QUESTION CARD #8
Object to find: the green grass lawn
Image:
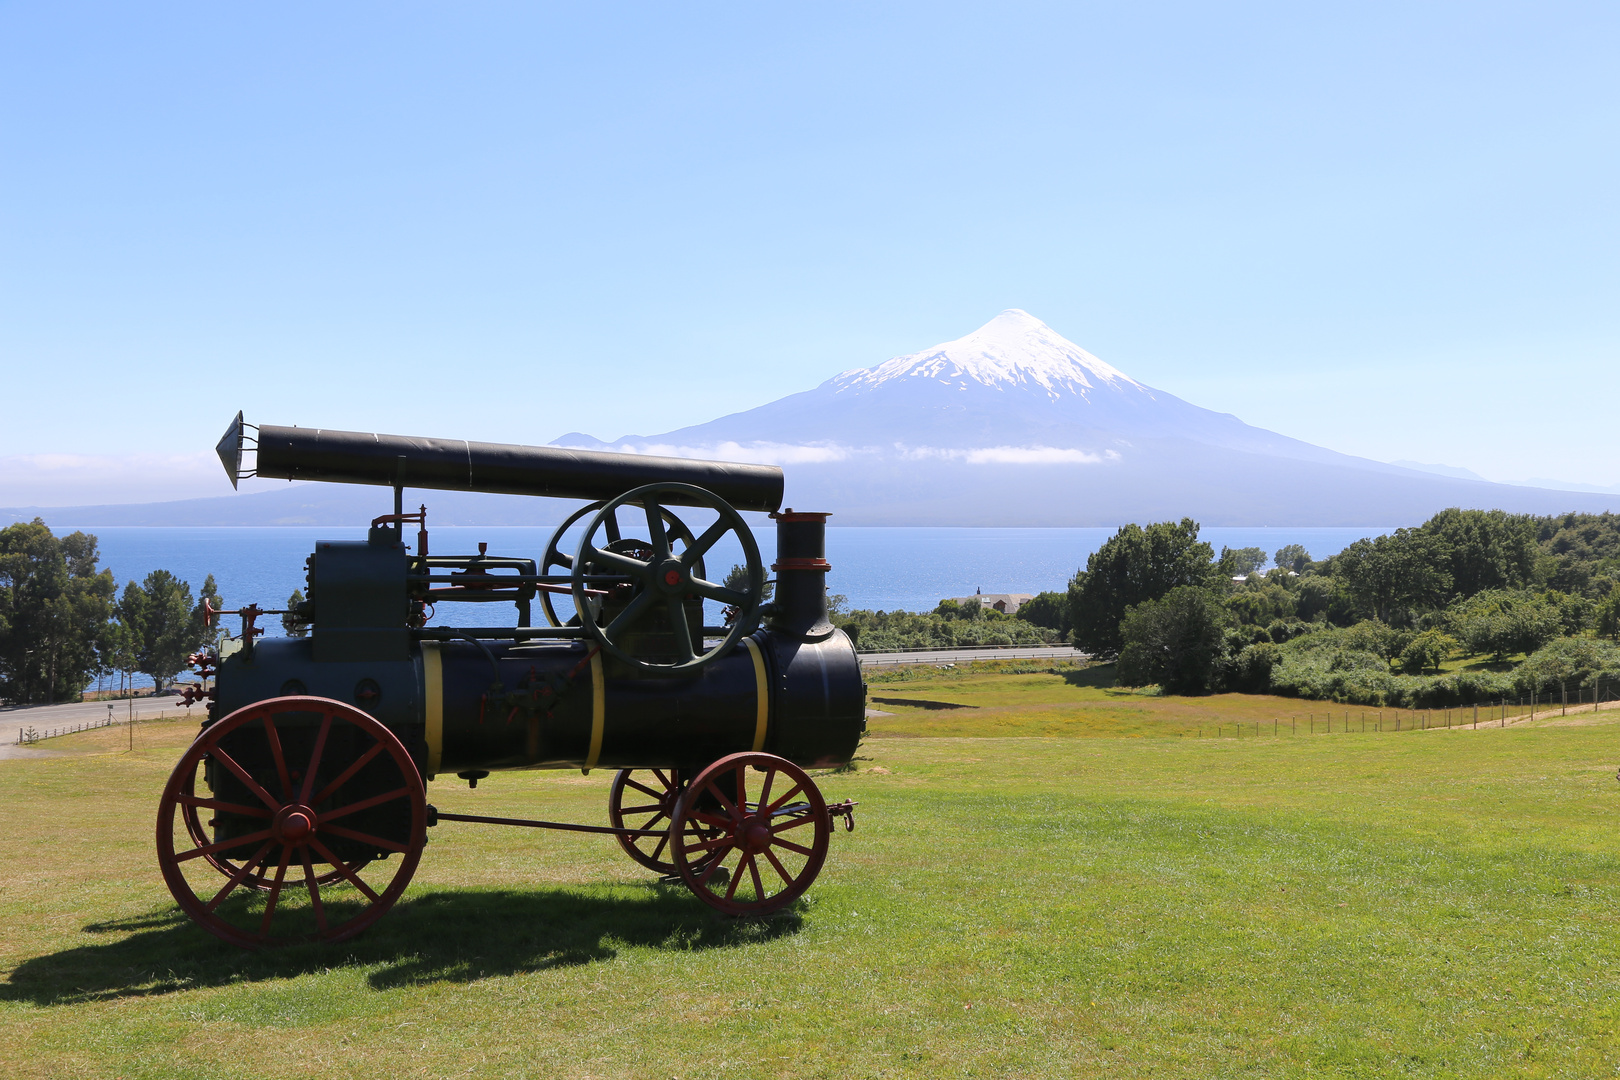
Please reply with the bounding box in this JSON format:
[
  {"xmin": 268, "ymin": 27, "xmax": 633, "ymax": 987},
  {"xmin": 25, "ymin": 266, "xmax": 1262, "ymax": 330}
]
[{"xmin": 4, "ymin": 686, "xmax": 1620, "ymax": 1078}]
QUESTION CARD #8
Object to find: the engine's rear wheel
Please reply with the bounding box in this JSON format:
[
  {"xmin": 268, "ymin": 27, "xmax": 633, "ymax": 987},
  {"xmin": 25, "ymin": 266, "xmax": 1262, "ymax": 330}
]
[{"xmin": 156, "ymin": 696, "xmax": 425, "ymax": 948}]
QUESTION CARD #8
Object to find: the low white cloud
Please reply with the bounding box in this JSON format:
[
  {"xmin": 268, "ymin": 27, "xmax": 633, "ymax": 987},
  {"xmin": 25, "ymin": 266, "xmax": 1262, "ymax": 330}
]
[
  {"xmin": 895, "ymin": 445, "xmax": 1112, "ymax": 465},
  {"xmin": 611, "ymin": 441, "xmax": 853, "ymax": 465},
  {"xmin": 0, "ymin": 452, "xmax": 245, "ymax": 507}
]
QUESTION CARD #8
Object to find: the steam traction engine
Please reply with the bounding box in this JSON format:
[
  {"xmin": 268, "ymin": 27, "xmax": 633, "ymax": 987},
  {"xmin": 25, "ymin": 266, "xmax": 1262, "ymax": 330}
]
[{"xmin": 157, "ymin": 415, "xmax": 865, "ymax": 947}]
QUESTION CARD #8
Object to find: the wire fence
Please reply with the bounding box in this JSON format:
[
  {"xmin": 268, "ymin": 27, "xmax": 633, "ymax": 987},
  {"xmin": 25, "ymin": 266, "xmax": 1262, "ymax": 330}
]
[
  {"xmin": 1195, "ymin": 677, "xmax": 1620, "ymax": 738},
  {"xmin": 16, "ymin": 717, "xmax": 120, "ymax": 745}
]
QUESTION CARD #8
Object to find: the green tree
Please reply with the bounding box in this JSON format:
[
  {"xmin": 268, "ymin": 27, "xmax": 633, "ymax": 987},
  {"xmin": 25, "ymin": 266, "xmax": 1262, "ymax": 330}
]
[
  {"xmin": 117, "ymin": 570, "xmax": 203, "ymax": 693},
  {"xmin": 1292, "ymin": 574, "xmax": 1353, "ymax": 624},
  {"xmin": 1398, "ymin": 629, "xmax": 1457, "ymax": 675},
  {"xmin": 0, "ymin": 520, "xmax": 115, "ymax": 703},
  {"xmin": 1273, "ymin": 544, "xmax": 1311, "ymax": 574},
  {"xmin": 103, "ymin": 620, "xmax": 139, "ymax": 700},
  {"xmin": 1596, "ymin": 584, "xmax": 1620, "ymax": 640},
  {"xmin": 1069, "ymin": 519, "xmax": 1217, "ymax": 657},
  {"xmin": 1115, "ymin": 586, "xmax": 1231, "ymax": 694},
  {"xmin": 1217, "ymin": 546, "xmax": 1267, "ymax": 578},
  {"xmin": 1332, "ymin": 529, "xmax": 1452, "ymax": 624},
  {"xmin": 1417, "ymin": 508, "xmax": 1540, "ymax": 597},
  {"xmin": 282, "ymin": 588, "xmax": 309, "ymax": 638},
  {"xmin": 195, "ymin": 574, "xmax": 225, "ymax": 647},
  {"xmin": 724, "ymin": 563, "xmax": 774, "ymax": 603},
  {"xmin": 1447, "ymin": 589, "xmax": 1563, "ymax": 660},
  {"xmin": 1227, "ymin": 580, "xmax": 1296, "ymax": 627},
  {"xmin": 1516, "ymin": 636, "xmax": 1620, "ymax": 696},
  {"xmin": 1014, "ymin": 590, "xmax": 1070, "ymax": 633}
]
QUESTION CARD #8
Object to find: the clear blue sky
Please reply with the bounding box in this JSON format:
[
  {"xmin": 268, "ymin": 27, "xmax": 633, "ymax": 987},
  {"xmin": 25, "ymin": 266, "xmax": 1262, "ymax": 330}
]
[{"xmin": 2, "ymin": 2, "xmax": 1616, "ymax": 505}]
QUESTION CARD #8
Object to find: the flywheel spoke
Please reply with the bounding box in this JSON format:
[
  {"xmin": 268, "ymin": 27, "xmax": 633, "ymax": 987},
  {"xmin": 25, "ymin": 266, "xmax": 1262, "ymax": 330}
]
[
  {"xmin": 667, "ymin": 599, "xmax": 696, "ymax": 662},
  {"xmin": 585, "ymin": 546, "xmax": 647, "ymax": 576},
  {"xmin": 691, "ymin": 579, "xmax": 746, "ymax": 606},
  {"xmin": 643, "ymin": 502, "xmax": 670, "ymax": 558},
  {"xmin": 683, "ymin": 518, "xmax": 733, "ymax": 565},
  {"xmin": 603, "ymin": 589, "xmax": 656, "ymax": 638}
]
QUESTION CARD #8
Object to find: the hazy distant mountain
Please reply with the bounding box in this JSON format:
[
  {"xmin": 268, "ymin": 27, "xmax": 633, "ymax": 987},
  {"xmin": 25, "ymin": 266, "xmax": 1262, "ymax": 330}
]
[
  {"xmin": 1519, "ymin": 477, "xmax": 1620, "ymax": 495},
  {"xmin": 9, "ymin": 309, "xmax": 1617, "ymax": 527},
  {"xmin": 553, "ymin": 309, "xmax": 1620, "ymax": 526},
  {"xmin": 1389, "ymin": 460, "xmax": 1491, "ymax": 483},
  {"xmin": 0, "ymin": 484, "xmax": 583, "ymax": 528}
]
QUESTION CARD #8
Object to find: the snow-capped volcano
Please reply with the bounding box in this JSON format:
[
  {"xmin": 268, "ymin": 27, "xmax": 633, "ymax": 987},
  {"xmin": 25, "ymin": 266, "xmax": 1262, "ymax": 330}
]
[
  {"xmin": 559, "ymin": 308, "xmax": 1334, "ymax": 460},
  {"xmin": 548, "ymin": 310, "xmax": 1613, "ymax": 525},
  {"xmin": 832, "ymin": 309, "xmax": 1140, "ymax": 400}
]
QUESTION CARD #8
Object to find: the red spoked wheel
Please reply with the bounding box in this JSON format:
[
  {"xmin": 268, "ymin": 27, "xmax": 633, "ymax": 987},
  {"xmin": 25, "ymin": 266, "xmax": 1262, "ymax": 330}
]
[
  {"xmin": 669, "ymin": 752, "xmax": 830, "ymax": 916},
  {"xmin": 608, "ymin": 768, "xmax": 685, "ymax": 873},
  {"xmin": 176, "ymin": 769, "xmax": 356, "ymax": 891},
  {"xmin": 156, "ymin": 696, "xmax": 426, "ymax": 948}
]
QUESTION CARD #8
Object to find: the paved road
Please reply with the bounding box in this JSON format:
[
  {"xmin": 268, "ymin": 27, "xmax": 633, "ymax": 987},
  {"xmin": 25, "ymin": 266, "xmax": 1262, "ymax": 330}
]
[
  {"xmin": 0, "ymin": 697, "xmax": 192, "ymax": 759},
  {"xmin": 858, "ymin": 645, "xmax": 1085, "ymax": 667}
]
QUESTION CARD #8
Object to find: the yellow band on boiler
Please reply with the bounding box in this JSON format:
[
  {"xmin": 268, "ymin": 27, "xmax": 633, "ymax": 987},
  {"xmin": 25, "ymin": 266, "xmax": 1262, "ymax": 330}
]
[
  {"xmin": 422, "ymin": 641, "xmax": 443, "ymax": 779},
  {"xmin": 584, "ymin": 649, "xmax": 605, "ymax": 773},
  {"xmin": 744, "ymin": 637, "xmax": 769, "ymax": 752}
]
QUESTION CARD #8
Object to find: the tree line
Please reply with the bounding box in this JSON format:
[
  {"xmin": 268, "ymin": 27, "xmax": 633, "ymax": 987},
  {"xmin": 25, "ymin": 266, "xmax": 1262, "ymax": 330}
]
[
  {"xmin": 0, "ymin": 520, "xmax": 221, "ymax": 704},
  {"xmin": 1010, "ymin": 509, "xmax": 1620, "ymax": 705}
]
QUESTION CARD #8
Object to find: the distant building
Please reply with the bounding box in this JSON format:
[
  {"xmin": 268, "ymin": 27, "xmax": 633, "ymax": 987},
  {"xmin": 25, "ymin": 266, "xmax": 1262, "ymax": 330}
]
[{"xmin": 944, "ymin": 590, "xmax": 1035, "ymax": 615}]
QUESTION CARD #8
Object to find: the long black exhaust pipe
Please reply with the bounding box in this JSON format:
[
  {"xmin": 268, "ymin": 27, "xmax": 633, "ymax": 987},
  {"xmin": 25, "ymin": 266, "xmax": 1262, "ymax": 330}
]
[{"xmin": 215, "ymin": 413, "xmax": 785, "ymax": 512}]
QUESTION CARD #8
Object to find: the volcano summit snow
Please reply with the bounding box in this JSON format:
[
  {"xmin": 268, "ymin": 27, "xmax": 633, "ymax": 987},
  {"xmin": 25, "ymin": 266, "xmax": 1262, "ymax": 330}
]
[{"xmin": 555, "ymin": 309, "xmax": 1617, "ymax": 526}]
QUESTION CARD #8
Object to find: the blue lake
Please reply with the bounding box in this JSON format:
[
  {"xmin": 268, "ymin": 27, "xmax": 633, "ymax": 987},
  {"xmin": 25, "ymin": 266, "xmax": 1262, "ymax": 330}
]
[{"xmin": 74, "ymin": 524, "xmax": 1390, "ymax": 629}]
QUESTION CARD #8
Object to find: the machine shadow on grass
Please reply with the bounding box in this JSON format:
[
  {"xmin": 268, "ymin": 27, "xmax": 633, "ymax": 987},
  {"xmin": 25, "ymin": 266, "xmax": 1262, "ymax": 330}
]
[{"xmin": 1, "ymin": 883, "xmax": 803, "ymax": 1006}]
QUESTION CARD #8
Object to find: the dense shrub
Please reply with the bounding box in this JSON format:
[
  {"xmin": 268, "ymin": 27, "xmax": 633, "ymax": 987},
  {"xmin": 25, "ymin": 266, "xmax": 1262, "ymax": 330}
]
[
  {"xmin": 835, "ymin": 608, "xmax": 1060, "ymax": 652},
  {"xmin": 1115, "ymin": 586, "xmax": 1230, "ymax": 694},
  {"xmin": 1445, "ymin": 590, "xmax": 1564, "ymax": 659}
]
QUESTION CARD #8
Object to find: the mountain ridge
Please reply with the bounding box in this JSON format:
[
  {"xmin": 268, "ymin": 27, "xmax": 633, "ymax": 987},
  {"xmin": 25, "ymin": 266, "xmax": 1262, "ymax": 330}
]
[
  {"xmin": 7, "ymin": 310, "xmax": 1616, "ymax": 526},
  {"xmin": 549, "ymin": 309, "xmax": 1618, "ymax": 525}
]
